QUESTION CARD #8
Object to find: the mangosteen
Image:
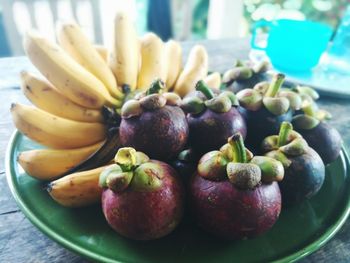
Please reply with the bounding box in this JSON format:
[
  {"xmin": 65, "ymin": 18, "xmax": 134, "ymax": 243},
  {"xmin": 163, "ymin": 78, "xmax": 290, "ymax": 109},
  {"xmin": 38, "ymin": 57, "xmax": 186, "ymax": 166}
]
[
  {"xmin": 100, "ymin": 147, "xmax": 184, "ymax": 240},
  {"xmin": 292, "ymin": 115, "xmax": 342, "ymax": 165},
  {"xmin": 261, "ymin": 122, "xmax": 325, "ymax": 206},
  {"xmin": 222, "ymin": 60, "xmax": 270, "ymax": 93},
  {"xmin": 119, "ymin": 80, "xmax": 189, "ymax": 161},
  {"xmin": 171, "ymin": 148, "xmax": 200, "ymax": 183},
  {"xmin": 189, "ymin": 133, "xmax": 283, "ymax": 240},
  {"xmin": 237, "ymin": 73, "xmax": 302, "ymax": 152},
  {"xmin": 182, "ymin": 80, "xmax": 246, "ymax": 155}
]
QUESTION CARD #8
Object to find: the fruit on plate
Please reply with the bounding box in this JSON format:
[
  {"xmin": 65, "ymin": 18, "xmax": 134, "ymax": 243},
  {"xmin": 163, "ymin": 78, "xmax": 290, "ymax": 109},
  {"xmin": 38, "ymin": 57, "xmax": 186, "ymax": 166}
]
[
  {"xmin": 223, "ymin": 60, "xmax": 270, "ymax": 93},
  {"xmin": 182, "ymin": 80, "xmax": 246, "ymax": 155},
  {"xmin": 57, "ymin": 21, "xmax": 124, "ymax": 99},
  {"xmin": 237, "ymin": 73, "xmax": 300, "ymax": 152},
  {"xmin": 20, "ymin": 71, "xmax": 103, "ymax": 123},
  {"xmin": 291, "ymin": 85, "xmax": 331, "ymax": 121},
  {"xmin": 292, "ymin": 115, "xmax": 342, "ymax": 165},
  {"xmin": 18, "ymin": 141, "xmax": 103, "ymax": 181},
  {"xmin": 48, "ymin": 164, "xmax": 113, "ymax": 207},
  {"xmin": 203, "ymin": 72, "xmax": 221, "ymax": 90},
  {"xmin": 137, "ymin": 33, "xmax": 166, "ymax": 90},
  {"xmin": 23, "ymin": 30, "xmax": 122, "ymax": 109},
  {"xmin": 109, "ymin": 11, "xmax": 140, "ymax": 92},
  {"xmin": 100, "ymin": 147, "xmax": 184, "ymax": 240},
  {"xmin": 171, "ymin": 148, "xmax": 200, "ymax": 182},
  {"xmin": 189, "ymin": 133, "xmax": 283, "ymax": 239},
  {"xmin": 174, "ymin": 45, "xmax": 208, "ymax": 97},
  {"xmin": 164, "ymin": 40, "xmax": 183, "ymax": 90},
  {"xmin": 65, "ymin": 127, "xmax": 122, "ymax": 174},
  {"xmin": 11, "ymin": 103, "xmax": 106, "ymax": 149},
  {"xmin": 262, "ymin": 122, "xmax": 325, "ymax": 206},
  {"xmin": 119, "ymin": 80, "xmax": 189, "ymax": 160}
]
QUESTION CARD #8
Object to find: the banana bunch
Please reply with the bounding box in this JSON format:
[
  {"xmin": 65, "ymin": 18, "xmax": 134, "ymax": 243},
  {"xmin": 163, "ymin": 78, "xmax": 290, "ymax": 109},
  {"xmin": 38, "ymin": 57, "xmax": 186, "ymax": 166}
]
[{"xmin": 12, "ymin": 11, "xmax": 221, "ymax": 208}]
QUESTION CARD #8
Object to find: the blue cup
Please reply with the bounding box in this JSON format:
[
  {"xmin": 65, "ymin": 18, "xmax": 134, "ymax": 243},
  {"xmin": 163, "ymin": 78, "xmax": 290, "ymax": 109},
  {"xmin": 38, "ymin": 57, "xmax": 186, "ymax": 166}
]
[{"xmin": 251, "ymin": 19, "xmax": 333, "ymax": 72}]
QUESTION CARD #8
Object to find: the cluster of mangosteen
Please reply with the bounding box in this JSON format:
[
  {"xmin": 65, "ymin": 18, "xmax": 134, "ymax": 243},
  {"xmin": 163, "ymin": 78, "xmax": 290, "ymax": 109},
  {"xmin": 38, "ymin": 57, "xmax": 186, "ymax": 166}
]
[{"xmin": 99, "ymin": 67, "xmax": 342, "ymax": 241}]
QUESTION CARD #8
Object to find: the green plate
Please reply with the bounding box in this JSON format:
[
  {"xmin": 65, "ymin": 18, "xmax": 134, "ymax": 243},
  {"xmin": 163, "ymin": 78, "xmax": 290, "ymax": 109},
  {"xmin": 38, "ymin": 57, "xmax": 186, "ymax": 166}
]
[{"xmin": 6, "ymin": 131, "xmax": 350, "ymax": 263}]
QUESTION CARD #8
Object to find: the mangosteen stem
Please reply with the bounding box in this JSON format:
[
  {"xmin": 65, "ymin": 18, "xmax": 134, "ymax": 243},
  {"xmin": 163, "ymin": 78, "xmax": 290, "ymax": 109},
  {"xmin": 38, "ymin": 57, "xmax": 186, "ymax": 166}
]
[
  {"xmin": 196, "ymin": 80, "xmax": 214, "ymax": 99},
  {"xmin": 278, "ymin": 122, "xmax": 293, "ymax": 147},
  {"xmin": 228, "ymin": 133, "xmax": 247, "ymax": 163},
  {"xmin": 265, "ymin": 73, "xmax": 285, "ymax": 97},
  {"xmin": 114, "ymin": 147, "xmax": 138, "ymax": 172},
  {"xmin": 146, "ymin": 79, "xmax": 165, "ymax": 95}
]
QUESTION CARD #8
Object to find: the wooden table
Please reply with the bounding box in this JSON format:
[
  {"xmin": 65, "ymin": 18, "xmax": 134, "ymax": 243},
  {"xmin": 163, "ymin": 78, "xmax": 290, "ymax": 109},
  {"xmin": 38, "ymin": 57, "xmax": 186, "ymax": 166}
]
[{"xmin": 1, "ymin": 39, "xmax": 350, "ymax": 262}]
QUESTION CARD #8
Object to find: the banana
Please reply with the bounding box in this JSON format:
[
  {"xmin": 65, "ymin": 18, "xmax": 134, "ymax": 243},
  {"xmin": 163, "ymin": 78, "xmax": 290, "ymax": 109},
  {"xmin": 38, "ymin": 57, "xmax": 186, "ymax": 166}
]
[
  {"xmin": 164, "ymin": 40, "xmax": 182, "ymax": 90},
  {"xmin": 109, "ymin": 11, "xmax": 140, "ymax": 91},
  {"xmin": 94, "ymin": 44, "xmax": 108, "ymax": 62},
  {"xmin": 47, "ymin": 164, "xmax": 112, "ymax": 207},
  {"xmin": 21, "ymin": 71, "xmax": 103, "ymax": 123},
  {"xmin": 66, "ymin": 128, "xmax": 121, "ymax": 175},
  {"xmin": 23, "ymin": 30, "xmax": 121, "ymax": 109},
  {"xmin": 18, "ymin": 142, "xmax": 103, "ymax": 181},
  {"xmin": 11, "ymin": 103, "xmax": 106, "ymax": 149},
  {"xmin": 174, "ymin": 45, "xmax": 208, "ymax": 97},
  {"xmin": 203, "ymin": 72, "xmax": 222, "ymax": 90},
  {"xmin": 137, "ymin": 33, "xmax": 166, "ymax": 90},
  {"xmin": 57, "ymin": 22, "xmax": 124, "ymax": 99}
]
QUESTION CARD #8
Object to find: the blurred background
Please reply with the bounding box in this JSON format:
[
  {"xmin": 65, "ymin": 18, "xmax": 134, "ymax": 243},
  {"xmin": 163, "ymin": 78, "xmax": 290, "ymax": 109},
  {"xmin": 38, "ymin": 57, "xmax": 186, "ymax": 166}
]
[{"xmin": 0, "ymin": 0, "xmax": 348, "ymax": 57}]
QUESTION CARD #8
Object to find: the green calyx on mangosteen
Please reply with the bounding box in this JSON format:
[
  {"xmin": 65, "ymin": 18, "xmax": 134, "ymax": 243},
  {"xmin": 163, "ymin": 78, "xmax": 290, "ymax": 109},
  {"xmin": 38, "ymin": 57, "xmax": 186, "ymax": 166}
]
[
  {"xmin": 119, "ymin": 79, "xmax": 189, "ymax": 161},
  {"xmin": 222, "ymin": 60, "xmax": 271, "ymax": 93},
  {"xmin": 197, "ymin": 133, "xmax": 284, "ymax": 190},
  {"xmin": 261, "ymin": 121, "xmax": 325, "ymax": 206},
  {"xmin": 99, "ymin": 147, "xmax": 162, "ymax": 192},
  {"xmin": 181, "ymin": 80, "xmax": 239, "ymax": 114},
  {"xmin": 292, "ymin": 114, "xmax": 342, "ymax": 165}
]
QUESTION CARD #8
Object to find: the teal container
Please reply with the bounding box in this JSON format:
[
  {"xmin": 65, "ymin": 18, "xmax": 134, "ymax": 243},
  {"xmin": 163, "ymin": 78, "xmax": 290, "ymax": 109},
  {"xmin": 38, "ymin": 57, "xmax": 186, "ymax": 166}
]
[{"xmin": 251, "ymin": 19, "xmax": 333, "ymax": 72}]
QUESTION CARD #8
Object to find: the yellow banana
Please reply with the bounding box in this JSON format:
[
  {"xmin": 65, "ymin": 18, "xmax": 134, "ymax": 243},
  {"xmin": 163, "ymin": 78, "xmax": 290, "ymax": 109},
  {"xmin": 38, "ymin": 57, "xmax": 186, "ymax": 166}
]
[
  {"xmin": 23, "ymin": 30, "xmax": 121, "ymax": 109},
  {"xmin": 109, "ymin": 11, "xmax": 140, "ymax": 91},
  {"xmin": 18, "ymin": 142, "xmax": 103, "ymax": 181},
  {"xmin": 94, "ymin": 44, "xmax": 108, "ymax": 62},
  {"xmin": 203, "ymin": 72, "xmax": 222, "ymax": 90},
  {"xmin": 137, "ymin": 33, "xmax": 166, "ymax": 90},
  {"xmin": 57, "ymin": 22, "xmax": 124, "ymax": 99},
  {"xmin": 48, "ymin": 164, "xmax": 112, "ymax": 207},
  {"xmin": 11, "ymin": 103, "xmax": 106, "ymax": 149},
  {"xmin": 164, "ymin": 40, "xmax": 182, "ymax": 90},
  {"xmin": 174, "ymin": 45, "xmax": 208, "ymax": 97},
  {"xmin": 21, "ymin": 71, "xmax": 103, "ymax": 123}
]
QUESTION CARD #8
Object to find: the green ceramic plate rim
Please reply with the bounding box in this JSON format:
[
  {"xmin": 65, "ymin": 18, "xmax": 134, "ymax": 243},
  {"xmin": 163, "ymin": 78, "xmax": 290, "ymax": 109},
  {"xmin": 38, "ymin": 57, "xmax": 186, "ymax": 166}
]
[{"xmin": 5, "ymin": 130, "xmax": 350, "ymax": 263}]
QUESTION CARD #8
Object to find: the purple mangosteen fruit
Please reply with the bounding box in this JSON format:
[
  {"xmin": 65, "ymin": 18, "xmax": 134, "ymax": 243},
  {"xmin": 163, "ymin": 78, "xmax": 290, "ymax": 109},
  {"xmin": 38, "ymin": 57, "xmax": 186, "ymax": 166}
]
[
  {"xmin": 100, "ymin": 147, "xmax": 184, "ymax": 240},
  {"xmin": 223, "ymin": 60, "xmax": 271, "ymax": 93},
  {"xmin": 261, "ymin": 122, "xmax": 325, "ymax": 206},
  {"xmin": 190, "ymin": 133, "xmax": 283, "ymax": 240},
  {"xmin": 171, "ymin": 148, "xmax": 200, "ymax": 183},
  {"xmin": 119, "ymin": 80, "xmax": 189, "ymax": 161},
  {"xmin": 237, "ymin": 73, "xmax": 302, "ymax": 152},
  {"xmin": 292, "ymin": 115, "xmax": 342, "ymax": 165},
  {"xmin": 182, "ymin": 80, "xmax": 246, "ymax": 155}
]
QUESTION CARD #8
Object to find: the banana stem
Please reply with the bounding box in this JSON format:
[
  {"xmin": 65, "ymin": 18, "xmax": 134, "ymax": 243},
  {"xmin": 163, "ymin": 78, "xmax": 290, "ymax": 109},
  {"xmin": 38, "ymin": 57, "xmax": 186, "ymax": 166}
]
[
  {"xmin": 146, "ymin": 79, "xmax": 164, "ymax": 95},
  {"xmin": 196, "ymin": 80, "xmax": 214, "ymax": 99},
  {"xmin": 265, "ymin": 73, "xmax": 285, "ymax": 97},
  {"xmin": 278, "ymin": 122, "xmax": 293, "ymax": 147},
  {"xmin": 228, "ymin": 133, "xmax": 247, "ymax": 163}
]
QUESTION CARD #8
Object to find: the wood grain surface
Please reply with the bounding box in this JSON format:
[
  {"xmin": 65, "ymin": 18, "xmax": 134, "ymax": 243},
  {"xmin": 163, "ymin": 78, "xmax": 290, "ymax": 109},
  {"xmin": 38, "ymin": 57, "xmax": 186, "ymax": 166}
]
[{"xmin": 1, "ymin": 39, "xmax": 350, "ymax": 262}]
